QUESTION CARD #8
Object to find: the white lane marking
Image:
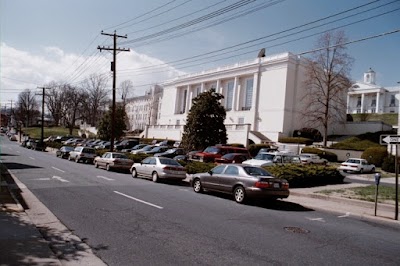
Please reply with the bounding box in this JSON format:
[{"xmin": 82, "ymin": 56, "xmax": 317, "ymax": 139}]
[
  {"xmin": 34, "ymin": 178, "xmax": 51, "ymax": 181},
  {"xmin": 52, "ymin": 176, "xmax": 69, "ymax": 183},
  {"xmin": 114, "ymin": 191, "xmax": 163, "ymax": 209},
  {"xmin": 29, "ymin": 157, "xmax": 35, "ymax": 160},
  {"xmin": 338, "ymin": 212, "xmax": 351, "ymax": 218},
  {"xmin": 306, "ymin": 217, "xmax": 326, "ymax": 223},
  {"xmin": 97, "ymin": 175, "xmax": 114, "ymax": 181},
  {"xmin": 52, "ymin": 167, "xmax": 65, "ymax": 173}
]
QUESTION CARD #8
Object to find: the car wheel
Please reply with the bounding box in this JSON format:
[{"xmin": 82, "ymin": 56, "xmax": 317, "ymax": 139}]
[
  {"xmin": 234, "ymin": 186, "xmax": 246, "ymax": 204},
  {"xmin": 131, "ymin": 168, "xmax": 137, "ymax": 178},
  {"xmin": 106, "ymin": 164, "xmax": 111, "ymax": 171},
  {"xmin": 68, "ymin": 156, "xmax": 72, "ymax": 161},
  {"xmin": 75, "ymin": 157, "xmax": 80, "ymax": 163},
  {"xmin": 152, "ymin": 172, "xmax": 159, "ymax": 183},
  {"xmin": 94, "ymin": 162, "xmax": 99, "ymax": 168},
  {"xmin": 193, "ymin": 179, "xmax": 203, "ymax": 193},
  {"xmin": 371, "ymin": 167, "xmax": 375, "ymax": 173},
  {"xmin": 359, "ymin": 169, "xmax": 363, "ymax": 174}
]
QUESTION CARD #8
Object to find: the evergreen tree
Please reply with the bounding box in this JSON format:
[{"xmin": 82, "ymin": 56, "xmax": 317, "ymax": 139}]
[
  {"xmin": 181, "ymin": 89, "xmax": 227, "ymax": 151},
  {"xmin": 97, "ymin": 104, "xmax": 127, "ymax": 140}
]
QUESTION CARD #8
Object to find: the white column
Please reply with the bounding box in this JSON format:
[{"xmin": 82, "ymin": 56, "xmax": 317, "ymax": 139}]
[
  {"xmin": 376, "ymin": 92, "xmax": 380, "ymax": 113},
  {"xmin": 185, "ymin": 85, "xmax": 191, "ymax": 114},
  {"xmin": 201, "ymin": 82, "xmax": 205, "ymax": 94},
  {"xmin": 216, "ymin": 80, "xmax": 221, "ymax": 93},
  {"xmin": 361, "ymin": 93, "xmax": 365, "ymax": 113},
  {"xmin": 346, "ymin": 94, "xmax": 350, "ymax": 113},
  {"xmin": 233, "ymin": 76, "xmax": 238, "ymax": 111}
]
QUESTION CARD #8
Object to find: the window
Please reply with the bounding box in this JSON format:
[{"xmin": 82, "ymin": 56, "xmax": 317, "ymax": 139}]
[
  {"xmin": 390, "ymin": 95, "xmax": 396, "ymax": 107},
  {"xmin": 224, "ymin": 166, "xmax": 239, "ymax": 175},
  {"xmin": 182, "ymin": 90, "xmax": 187, "ymax": 113},
  {"xmin": 211, "ymin": 165, "xmax": 226, "ymax": 174},
  {"xmin": 371, "ymin": 98, "xmax": 376, "ymax": 107},
  {"xmin": 244, "ymin": 78, "xmax": 253, "ymax": 110},
  {"xmin": 196, "ymin": 86, "xmax": 201, "ymax": 96},
  {"xmin": 225, "ymin": 81, "xmax": 234, "ymax": 111},
  {"xmin": 356, "ymin": 96, "xmax": 361, "ymax": 107}
]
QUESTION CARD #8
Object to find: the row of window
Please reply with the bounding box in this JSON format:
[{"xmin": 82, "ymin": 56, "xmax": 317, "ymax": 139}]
[{"xmin": 355, "ymin": 95, "xmax": 396, "ymax": 107}]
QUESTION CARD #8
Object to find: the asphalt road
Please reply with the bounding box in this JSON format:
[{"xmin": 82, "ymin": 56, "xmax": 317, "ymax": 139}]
[{"xmin": 1, "ymin": 137, "xmax": 400, "ymax": 265}]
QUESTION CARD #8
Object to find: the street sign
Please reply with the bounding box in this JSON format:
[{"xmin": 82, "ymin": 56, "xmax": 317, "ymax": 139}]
[{"xmin": 380, "ymin": 135, "xmax": 400, "ymax": 145}]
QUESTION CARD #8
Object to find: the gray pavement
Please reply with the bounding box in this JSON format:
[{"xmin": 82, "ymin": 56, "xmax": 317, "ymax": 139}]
[{"xmin": 1, "ymin": 160, "xmax": 399, "ymax": 265}]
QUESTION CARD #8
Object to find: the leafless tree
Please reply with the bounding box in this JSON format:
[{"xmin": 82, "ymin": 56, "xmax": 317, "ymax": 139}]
[
  {"xmin": 60, "ymin": 84, "xmax": 85, "ymax": 135},
  {"xmin": 16, "ymin": 89, "xmax": 39, "ymax": 127},
  {"xmin": 45, "ymin": 81, "xmax": 64, "ymax": 126},
  {"xmin": 82, "ymin": 74, "xmax": 109, "ymax": 126},
  {"xmin": 301, "ymin": 30, "xmax": 353, "ymax": 146},
  {"xmin": 119, "ymin": 80, "xmax": 134, "ymax": 107}
]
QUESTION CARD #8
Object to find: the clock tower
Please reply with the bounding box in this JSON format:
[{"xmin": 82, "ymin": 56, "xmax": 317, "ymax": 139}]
[{"xmin": 363, "ymin": 67, "xmax": 376, "ymax": 85}]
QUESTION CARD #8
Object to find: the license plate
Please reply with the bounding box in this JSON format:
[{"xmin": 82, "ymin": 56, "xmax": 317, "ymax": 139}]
[{"xmin": 273, "ymin": 183, "xmax": 280, "ymax": 188}]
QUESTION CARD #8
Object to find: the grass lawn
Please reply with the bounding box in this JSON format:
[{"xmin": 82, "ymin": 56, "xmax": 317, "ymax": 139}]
[
  {"xmin": 317, "ymin": 185, "xmax": 396, "ymax": 204},
  {"xmin": 22, "ymin": 126, "xmax": 79, "ymax": 139}
]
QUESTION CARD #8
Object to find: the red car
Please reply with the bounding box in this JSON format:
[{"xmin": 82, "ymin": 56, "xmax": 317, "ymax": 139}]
[
  {"xmin": 191, "ymin": 145, "xmax": 250, "ymax": 163},
  {"xmin": 215, "ymin": 153, "xmax": 251, "ymax": 164}
]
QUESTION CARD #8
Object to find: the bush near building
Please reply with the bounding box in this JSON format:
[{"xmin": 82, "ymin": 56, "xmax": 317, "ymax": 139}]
[
  {"xmin": 278, "ymin": 137, "xmax": 313, "ymax": 145},
  {"xmin": 185, "ymin": 161, "xmax": 216, "ymax": 175},
  {"xmin": 330, "ymin": 130, "xmax": 395, "ymax": 151},
  {"xmin": 382, "ymin": 155, "xmax": 396, "ymax": 173},
  {"xmin": 265, "ymin": 164, "xmax": 343, "ymax": 188},
  {"xmin": 361, "ymin": 147, "xmax": 388, "ymax": 167}
]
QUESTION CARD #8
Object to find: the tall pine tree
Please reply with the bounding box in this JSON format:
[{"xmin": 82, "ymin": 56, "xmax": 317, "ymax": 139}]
[
  {"xmin": 97, "ymin": 104, "xmax": 127, "ymax": 141},
  {"xmin": 181, "ymin": 89, "xmax": 227, "ymax": 151}
]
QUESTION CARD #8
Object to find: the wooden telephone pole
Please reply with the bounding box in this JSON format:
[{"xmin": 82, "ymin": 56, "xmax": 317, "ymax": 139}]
[{"xmin": 98, "ymin": 31, "xmax": 130, "ymax": 152}]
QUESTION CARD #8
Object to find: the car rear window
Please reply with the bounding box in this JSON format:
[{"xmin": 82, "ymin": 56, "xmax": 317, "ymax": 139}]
[
  {"xmin": 83, "ymin": 148, "xmax": 95, "ymax": 154},
  {"xmin": 243, "ymin": 166, "xmax": 271, "ymax": 176},
  {"xmin": 159, "ymin": 158, "xmax": 181, "ymax": 166}
]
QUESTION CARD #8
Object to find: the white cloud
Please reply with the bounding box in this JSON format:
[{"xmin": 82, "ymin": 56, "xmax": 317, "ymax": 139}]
[{"xmin": 0, "ymin": 43, "xmax": 185, "ymax": 103}]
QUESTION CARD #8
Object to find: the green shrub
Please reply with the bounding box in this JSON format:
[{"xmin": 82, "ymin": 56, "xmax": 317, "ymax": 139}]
[
  {"xmin": 361, "ymin": 147, "xmax": 388, "ymax": 167},
  {"xmin": 330, "ymin": 137, "xmax": 380, "ymax": 151},
  {"xmin": 382, "ymin": 155, "xmax": 396, "ymax": 173},
  {"xmin": 45, "ymin": 141, "xmax": 63, "ymax": 149},
  {"xmin": 278, "ymin": 137, "xmax": 313, "ymax": 145},
  {"xmin": 228, "ymin": 143, "xmax": 245, "ymax": 148},
  {"xmin": 95, "ymin": 149, "xmax": 108, "ymax": 157},
  {"xmin": 127, "ymin": 153, "xmax": 151, "ymax": 163},
  {"xmin": 248, "ymin": 144, "xmax": 270, "ymax": 157},
  {"xmin": 301, "ymin": 147, "xmax": 338, "ymax": 162},
  {"xmin": 264, "ymin": 164, "xmax": 343, "ymax": 188},
  {"xmin": 185, "ymin": 161, "xmax": 216, "ymax": 175}
]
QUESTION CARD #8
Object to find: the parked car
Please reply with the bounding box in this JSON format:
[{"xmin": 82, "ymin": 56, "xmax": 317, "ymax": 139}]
[
  {"xmin": 154, "ymin": 148, "xmax": 185, "ymax": 158},
  {"xmin": 9, "ymin": 134, "xmax": 17, "ymax": 141},
  {"xmin": 31, "ymin": 140, "xmax": 47, "ymax": 151},
  {"xmin": 115, "ymin": 139, "xmax": 139, "ymax": 151},
  {"xmin": 122, "ymin": 144, "xmax": 148, "ymax": 153},
  {"xmin": 191, "ymin": 164, "xmax": 290, "ymax": 203},
  {"xmin": 191, "ymin": 145, "xmax": 250, "ymax": 163},
  {"xmin": 215, "ymin": 153, "xmax": 251, "ymax": 164},
  {"xmin": 242, "ymin": 152, "xmax": 277, "ymax": 167},
  {"xmin": 130, "ymin": 145, "xmax": 155, "ymax": 154},
  {"xmin": 68, "ymin": 147, "xmax": 96, "ymax": 163},
  {"xmin": 338, "ymin": 158, "xmax": 375, "ymax": 174},
  {"xmin": 299, "ymin": 153, "xmax": 328, "ymax": 164},
  {"xmin": 272, "ymin": 154, "xmax": 301, "ymax": 165},
  {"xmin": 130, "ymin": 157, "xmax": 187, "ymax": 182},
  {"xmin": 56, "ymin": 146, "xmax": 75, "ymax": 159},
  {"xmin": 94, "ymin": 152, "xmax": 133, "ymax": 171},
  {"xmin": 142, "ymin": 146, "xmax": 170, "ymax": 155}
]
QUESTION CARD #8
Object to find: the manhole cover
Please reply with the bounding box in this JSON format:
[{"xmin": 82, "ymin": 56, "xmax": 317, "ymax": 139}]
[{"xmin": 284, "ymin": 227, "xmax": 310, "ymax": 234}]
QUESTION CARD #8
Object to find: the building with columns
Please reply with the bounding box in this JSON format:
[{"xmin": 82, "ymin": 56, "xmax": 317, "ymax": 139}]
[
  {"xmin": 144, "ymin": 52, "xmax": 318, "ymax": 145},
  {"xmin": 347, "ymin": 68, "xmax": 400, "ymax": 114},
  {"xmin": 125, "ymin": 85, "xmax": 163, "ymax": 132}
]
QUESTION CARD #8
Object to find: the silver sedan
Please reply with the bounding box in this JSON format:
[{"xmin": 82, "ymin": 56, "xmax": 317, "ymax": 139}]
[{"xmin": 130, "ymin": 156, "xmax": 187, "ymax": 182}]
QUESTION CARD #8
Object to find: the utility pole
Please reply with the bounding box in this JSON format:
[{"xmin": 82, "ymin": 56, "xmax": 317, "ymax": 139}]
[
  {"xmin": 37, "ymin": 87, "xmax": 50, "ymax": 149},
  {"xmin": 98, "ymin": 30, "xmax": 130, "ymax": 152}
]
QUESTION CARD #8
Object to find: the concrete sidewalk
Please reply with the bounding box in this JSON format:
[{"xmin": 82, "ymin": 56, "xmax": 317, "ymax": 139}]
[{"xmin": 1, "ymin": 170, "xmax": 399, "ymax": 265}]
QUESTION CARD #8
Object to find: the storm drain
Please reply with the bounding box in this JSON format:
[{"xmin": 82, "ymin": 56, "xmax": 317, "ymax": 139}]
[{"xmin": 284, "ymin": 227, "xmax": 310, "ymax": 234}]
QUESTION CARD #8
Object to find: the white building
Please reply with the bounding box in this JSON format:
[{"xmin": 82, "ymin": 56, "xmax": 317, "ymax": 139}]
[
  {"xmin": 145, "ymin": 52, "xmax": 315, "ymax": 145},
  {"xmin": 125, "ymin": 85, "xmax": 163, "ymax": 132},
  {"xmin": 347, "ymin": 68, "xmax": 400, "ymax": 114}
]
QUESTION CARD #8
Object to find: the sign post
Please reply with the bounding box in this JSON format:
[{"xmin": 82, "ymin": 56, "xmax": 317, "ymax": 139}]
[{"xmin": 380, "ymin": 135, "xmax": 399, "ymax": 220}]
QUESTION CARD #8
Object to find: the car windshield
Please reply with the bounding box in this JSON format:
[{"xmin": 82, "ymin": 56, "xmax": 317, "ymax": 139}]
[
  {"xmin": 159, "ymin": 158, "xmax": 181, "ymax": 166},
  {"xmin": 142, "ymin": 146, "xmax": 154, "ymax": 151},
  {"xmin": 254, "ymin": 153, "xmax": 275, "ymax": 161},
  {"xmin": 165, "ymin": 149, "xmax": 176, "ymax": 154},
  {"xmin": 203, "ymin": 147, "xmax": 220, "ymax": 154},
  {"xmin": 243, "ymin": 166, "xmax": 271, "ymax": 176},
  {"xmin": 347, "ymin": 159, "xmax": 361, "ymax": 164},
  {"xmin": 64, "ymin": 146, "xmax": 74, "ymax": 151}
]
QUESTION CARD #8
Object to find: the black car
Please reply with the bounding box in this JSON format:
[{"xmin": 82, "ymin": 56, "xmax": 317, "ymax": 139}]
[
  {"xmin": 115, "ymin": 139, "xmax": 139, "ymax": 151},
  {"xmin": 154, "ymin": 148, "xmax": 186, "ymax": 158},
  {"xmin": 143, "ymin": 146, "xmax": 170, "ymax": 155},
  {"xmin": 56, "ymin": 146, "xmax": 75, "ymax": 159}
]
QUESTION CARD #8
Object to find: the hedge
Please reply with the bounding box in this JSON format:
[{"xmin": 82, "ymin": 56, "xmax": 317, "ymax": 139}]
[
  {"xmin": 361, "ymin": 146, "xmax": 388, "ymax": 167},
  {"xmin": 382, "ymin": 155, "xmax": 396, "ymax": 173},
  {"xmin": 264, "ymin": 164, "xmax": 344, "ymax": 188},
  {"xmin": 330, "ymin": 137, "xmax": 381, "ymax": 151},
  {"xmin": 278, "ymin": 137, "xmax": 313, "ymax": 145},
  {"xmin": 185, "ymin": 161, "xmax": 216, "ymax": 175}
]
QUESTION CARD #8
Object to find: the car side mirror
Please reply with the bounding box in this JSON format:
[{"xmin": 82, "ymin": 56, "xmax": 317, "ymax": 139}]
[{"xmin": 208, "ymin": 171, "xmax": 213, "ymax": 175}]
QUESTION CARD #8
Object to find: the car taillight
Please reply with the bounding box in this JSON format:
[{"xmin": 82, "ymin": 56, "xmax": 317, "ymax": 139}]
[
  {"xmin": 282, "ymin": 182, "xmax": 289, "ymax": 189},
  {"xmin": 255, "ymin": 181, "xmax": 272, "ymax": 188}
]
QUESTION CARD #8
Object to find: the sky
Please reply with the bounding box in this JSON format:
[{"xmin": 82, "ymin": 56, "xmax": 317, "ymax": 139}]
[{"xmin": 1, "ymin": 0, "xmax": 399, "ymax": 107}]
